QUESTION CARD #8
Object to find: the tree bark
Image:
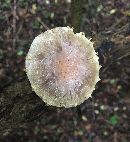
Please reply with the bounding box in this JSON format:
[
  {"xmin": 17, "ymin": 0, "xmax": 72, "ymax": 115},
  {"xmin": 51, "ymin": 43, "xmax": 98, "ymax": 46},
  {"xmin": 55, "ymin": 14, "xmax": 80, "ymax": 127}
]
[
  {"xmin": 71, "ymin": 0, "xmax": 84, "ymax": 33},
  {"xmin": 0, "ymin": 78, "xmax": 55, "ymax": 138}
]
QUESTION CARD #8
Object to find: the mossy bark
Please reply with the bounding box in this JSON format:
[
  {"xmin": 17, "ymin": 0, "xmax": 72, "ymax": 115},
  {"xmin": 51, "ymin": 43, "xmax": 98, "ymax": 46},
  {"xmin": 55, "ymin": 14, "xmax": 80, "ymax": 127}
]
[{"xmin": 71, "ymin": 0, "xmax": 84, "ymax": 33}]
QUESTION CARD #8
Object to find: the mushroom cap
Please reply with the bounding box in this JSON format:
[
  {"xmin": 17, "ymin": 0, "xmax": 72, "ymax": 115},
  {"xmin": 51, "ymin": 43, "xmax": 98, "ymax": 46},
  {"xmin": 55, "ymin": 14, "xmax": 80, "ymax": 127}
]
[{"xmin": 25, "ymin": 27, "xmax": 100, "ymax": 108}]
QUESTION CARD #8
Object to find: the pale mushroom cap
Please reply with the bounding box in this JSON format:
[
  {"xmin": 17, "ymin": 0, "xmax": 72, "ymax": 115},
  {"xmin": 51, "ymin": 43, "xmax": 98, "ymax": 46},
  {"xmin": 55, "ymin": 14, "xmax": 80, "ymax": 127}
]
[{"xmin": 25, "ymin": 27, "xmax": 100, "ymax": 108}]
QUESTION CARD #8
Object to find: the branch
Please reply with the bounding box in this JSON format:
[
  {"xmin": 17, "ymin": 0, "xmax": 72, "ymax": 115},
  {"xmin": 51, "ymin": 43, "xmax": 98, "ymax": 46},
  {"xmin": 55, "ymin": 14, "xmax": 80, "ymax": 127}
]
[
  {"xmin": 0, "ymin": 78, "xmax": 55, "ymax": 138},
  {"xmin": 71, "ymin": 0, "xmax": 84, "ymax": 32}
]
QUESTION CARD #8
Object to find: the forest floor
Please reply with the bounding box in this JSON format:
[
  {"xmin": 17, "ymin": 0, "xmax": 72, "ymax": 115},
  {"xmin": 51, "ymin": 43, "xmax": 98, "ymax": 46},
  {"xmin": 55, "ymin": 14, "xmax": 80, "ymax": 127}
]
[{"xmin": 0, "ymin": 0, "xmax": 130, "ymax": 142}]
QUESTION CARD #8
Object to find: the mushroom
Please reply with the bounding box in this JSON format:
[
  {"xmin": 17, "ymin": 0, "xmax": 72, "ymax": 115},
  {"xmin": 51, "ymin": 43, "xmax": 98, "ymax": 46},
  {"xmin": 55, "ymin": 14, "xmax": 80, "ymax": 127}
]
[{"xmin": 25, "ymin": 27, "xmax": 100, "ymax": 108}]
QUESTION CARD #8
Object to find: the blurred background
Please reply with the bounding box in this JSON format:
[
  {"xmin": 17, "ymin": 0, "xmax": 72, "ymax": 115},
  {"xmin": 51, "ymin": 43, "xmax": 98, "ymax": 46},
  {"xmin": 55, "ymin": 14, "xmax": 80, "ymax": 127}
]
[{"xmin": 0, "ymin": 0, "xmax": 130, "ymax": 142}]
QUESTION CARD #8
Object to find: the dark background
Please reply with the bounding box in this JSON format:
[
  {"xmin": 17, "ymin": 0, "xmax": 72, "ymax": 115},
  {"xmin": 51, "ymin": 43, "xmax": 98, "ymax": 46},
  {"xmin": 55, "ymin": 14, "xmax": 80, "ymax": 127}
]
[{"xmin": 0, "ymin": 0, "xmax": 130, "ymax": 142}]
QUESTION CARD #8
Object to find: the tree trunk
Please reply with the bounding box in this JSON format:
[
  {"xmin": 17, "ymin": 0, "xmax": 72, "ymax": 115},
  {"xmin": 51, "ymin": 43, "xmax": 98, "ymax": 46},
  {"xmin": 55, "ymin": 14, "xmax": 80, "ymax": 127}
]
[{"xmin": 71, "ymin": 0, "xmax": 84, "ymax": 33}]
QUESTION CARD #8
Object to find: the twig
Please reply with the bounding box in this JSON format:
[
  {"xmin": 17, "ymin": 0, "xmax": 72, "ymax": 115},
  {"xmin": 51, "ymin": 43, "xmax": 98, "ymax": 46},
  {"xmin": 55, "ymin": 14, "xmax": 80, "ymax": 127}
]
[
  {"xmin": 37, "ymin": 17, "xmax": 50, "ymax": 30},
  {"xmin": 113, "ymin": 132, "xmax": 118, "ymax": 142},
  {"xmin": 12, "ymin": 0, "xmax": 17, "ymax": 51},
  {"xmin": 0, "ymin": 39, "xmax": 32, "ymax": 43},
  {"xmin": 107, "ymin": 16, "xmax": 126, "ymax": 32},
  {"xmin": 92, "ymin": 97, "xmax": 95, "ymax": 121}
]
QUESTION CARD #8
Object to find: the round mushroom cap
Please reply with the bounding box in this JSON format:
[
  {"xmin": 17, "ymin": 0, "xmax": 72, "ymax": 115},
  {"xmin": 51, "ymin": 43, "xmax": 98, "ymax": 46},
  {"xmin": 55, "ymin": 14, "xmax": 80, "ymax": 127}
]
[{"xmin": 25, "ymin": 27, "xmax": 100, "ymax": 108}]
